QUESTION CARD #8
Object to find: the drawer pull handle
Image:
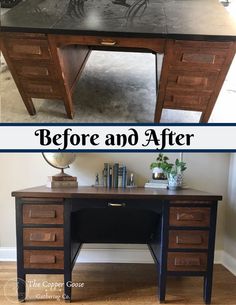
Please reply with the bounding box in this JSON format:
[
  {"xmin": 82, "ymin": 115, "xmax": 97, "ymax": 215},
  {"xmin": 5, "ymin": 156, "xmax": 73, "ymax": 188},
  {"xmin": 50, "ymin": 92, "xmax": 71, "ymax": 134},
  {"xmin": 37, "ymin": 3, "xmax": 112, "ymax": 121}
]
[
  {"xmin": 177, "ymin": 212, "xmax": 203, "ymax": 221},
  {"xmin": 29, "ymin": 232, "xmax": 56, "ymax": 242},
  {"xmin": 13, "ymin": 45, "xmax": 42, "ymax": 55},
  {"xmin": 174, "ymin": 257, "xmax": 201, "ymax": 266},
  {"xmin": 176, "ymin": 235, "xmax": 202, "ymax": 245},
  {"xmin": 100, "ymin": 40, "xmax": 117, "ymax": 46},
  {"xmin": 29, "ymin": 209, "xmax": 56, "ymax": 219},
  {"xmin": 108, "ymin": 203, "xmax": 126, "ymax": 207},
  {"xmin": 29, "ymin": 255, "xmax": 56, "ymax": 264}
]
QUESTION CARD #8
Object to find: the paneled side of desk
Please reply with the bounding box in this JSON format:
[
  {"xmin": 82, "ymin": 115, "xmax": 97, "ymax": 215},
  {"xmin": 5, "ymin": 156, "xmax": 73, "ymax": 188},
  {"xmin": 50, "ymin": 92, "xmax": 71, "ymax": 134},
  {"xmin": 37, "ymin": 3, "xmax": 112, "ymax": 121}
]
[{"xmin": 155, "ymin": 40, "xmax": 236, "ymax": 122}]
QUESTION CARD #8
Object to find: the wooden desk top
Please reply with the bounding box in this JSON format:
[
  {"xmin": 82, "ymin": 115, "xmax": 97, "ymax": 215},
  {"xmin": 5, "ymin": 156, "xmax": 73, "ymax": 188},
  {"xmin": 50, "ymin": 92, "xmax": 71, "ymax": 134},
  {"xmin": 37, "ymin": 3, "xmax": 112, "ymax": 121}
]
[
  {"xmin": 12, "ymin": 185, "xmax": 222, "ymax": 201},
  {"xmin": 1, "ymin": 0, "xmax": 236, "ymax": 41}
]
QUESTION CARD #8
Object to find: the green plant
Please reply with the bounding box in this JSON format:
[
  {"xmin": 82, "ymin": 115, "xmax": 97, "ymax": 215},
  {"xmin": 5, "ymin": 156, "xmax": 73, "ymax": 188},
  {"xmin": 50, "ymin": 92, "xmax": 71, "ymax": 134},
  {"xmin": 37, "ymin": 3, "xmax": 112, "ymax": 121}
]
[
  {"xmin": 150, "ymin": 153, "xmax": 169, "ymax": 170},
  {"xmin": 161, "ymin": 158, "xmax": 187, "ymax": 177}
]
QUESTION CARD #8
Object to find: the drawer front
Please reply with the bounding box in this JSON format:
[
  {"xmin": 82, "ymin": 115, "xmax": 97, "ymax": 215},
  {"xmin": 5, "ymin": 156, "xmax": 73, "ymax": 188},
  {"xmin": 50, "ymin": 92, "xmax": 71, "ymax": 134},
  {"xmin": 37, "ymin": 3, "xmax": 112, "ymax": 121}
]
[
  {"xmin": 23, "ymin": 205, "xmax": 64, "ymax": 225},
  {"xmin": 164, "ymin": 89, "xmax": 210, "ymax": 111},
  {"xmin": 169, "ymin": 207, "xmax": 210, "ymax": 227},
  {"xmin": 23, "ymin": 228, "xmax": 64, "ymax": 247},
  {"xmin": 24, "ymin": 250, "xmax": 64, "ymax": 269},
  {"xmin": 6, "ymin": 38, "xmax": 51, "ymax": 60},
  {"xmin": 168, "ymin": 252, "xmax": 207, "ymax": 272},
  {"xmin": 14, "ymin": 61, "xmax": 57, "ymax": 80},
  {"xmin": 169, "ymin": 230, "xmax": 209, "ymax": 249},
  {"xmin": 21, "ymin": 80, "xmax": 62, "ymax": 98},
  {"xmin": 171, "ymin": 40, "xmax": 233, "ymax": 71},
  {"xmin": 167, "ymin": 70, "xmax": 218, "ymax": 91}
]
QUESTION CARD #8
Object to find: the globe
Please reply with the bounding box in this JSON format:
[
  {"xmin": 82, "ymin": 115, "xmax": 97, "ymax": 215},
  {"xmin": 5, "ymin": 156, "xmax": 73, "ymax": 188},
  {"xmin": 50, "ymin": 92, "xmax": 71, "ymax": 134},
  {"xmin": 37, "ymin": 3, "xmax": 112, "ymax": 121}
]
[{"xmin": 42, "ymin": 153, "xmax": 77, "ymax": 170}]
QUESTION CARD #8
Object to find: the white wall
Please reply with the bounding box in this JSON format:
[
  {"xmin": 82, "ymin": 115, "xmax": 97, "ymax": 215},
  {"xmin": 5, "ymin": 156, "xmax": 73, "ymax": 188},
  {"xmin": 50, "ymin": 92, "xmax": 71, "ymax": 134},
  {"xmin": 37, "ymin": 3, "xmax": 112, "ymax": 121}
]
[
  {"xmin": 224, "ymin": 153, "xmax": 236, "ymax": 270},
  {"xmin": 0, "ymin": 153, "xmax": 230, "ymax": 249}
]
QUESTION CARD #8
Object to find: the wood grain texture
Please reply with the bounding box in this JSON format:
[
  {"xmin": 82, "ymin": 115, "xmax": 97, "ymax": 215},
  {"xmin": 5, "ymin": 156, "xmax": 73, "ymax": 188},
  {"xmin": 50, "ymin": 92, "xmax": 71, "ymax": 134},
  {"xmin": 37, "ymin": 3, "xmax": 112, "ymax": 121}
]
[
  {"xmin": 23, "ymin": 204, "xmax": 64, "ymax": 225},
  {"xmin": 168, "ymin": 230, "xmax": 209, "ymax": 249},
  {"xmin": 12, "ymin": 186, "xmax": 222, "ymax": 201},
  {"xmin": 23, "ymin": 228, "xmax": 64, "ymax": 247},
  {"xmin": 24, "ymin": 250, "xmax": 64, "ymax": 269},
  {"xmin": 1, "ymin": 262, "xmax": 236, "ymax": 304},
  {"xmin": 169, "ymin": 207, "xmax": 211, "ymax": 227}
]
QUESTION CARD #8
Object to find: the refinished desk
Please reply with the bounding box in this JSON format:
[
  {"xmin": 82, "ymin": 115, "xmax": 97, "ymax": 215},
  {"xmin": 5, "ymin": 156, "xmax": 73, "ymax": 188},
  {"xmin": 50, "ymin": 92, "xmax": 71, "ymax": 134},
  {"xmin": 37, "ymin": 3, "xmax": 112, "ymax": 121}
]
[
  {"xmin": 1, "ymin": 0, "xmax": 236, "ymax": 121},
  {"xmin": 12, "ymin": 186, "xmax": 222, "ymax": 303}
]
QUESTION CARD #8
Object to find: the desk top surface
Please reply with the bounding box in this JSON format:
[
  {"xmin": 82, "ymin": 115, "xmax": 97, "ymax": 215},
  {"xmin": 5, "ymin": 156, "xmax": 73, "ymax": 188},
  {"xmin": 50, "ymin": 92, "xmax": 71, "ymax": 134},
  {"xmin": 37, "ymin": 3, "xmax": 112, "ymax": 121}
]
[
  {"xmin": 12, "ymin": 185, "xmax": 222, "ymax": 201},
  {"xmin": 1, "ymin": 0, "xmax": 236, "ymax": 40}
]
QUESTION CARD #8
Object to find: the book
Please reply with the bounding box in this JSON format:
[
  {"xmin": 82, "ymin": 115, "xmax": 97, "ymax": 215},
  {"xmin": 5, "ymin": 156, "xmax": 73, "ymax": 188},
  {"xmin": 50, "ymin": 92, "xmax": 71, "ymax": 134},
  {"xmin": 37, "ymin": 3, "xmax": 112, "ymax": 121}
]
[
  {"xmin": 145, "ymin": 181, "xmax": 168, "ymax": 189},
  {"xmin": 113, "ymin": 163, "xmax": 119, "ymax": 188},
  {"xmin": 48, "ymin": 175, "xmax": 77, "ymax": 182},
  {"xmin": 122, "ymin": 166, "xmax": 127, "ymax": 188},
  {"xmin": 47, "ymin": 180, "xmax": 78, "ymax": 188},
  {"xmin": 103, "ymin": 163, "xmax": 108, "ymax": 188}
]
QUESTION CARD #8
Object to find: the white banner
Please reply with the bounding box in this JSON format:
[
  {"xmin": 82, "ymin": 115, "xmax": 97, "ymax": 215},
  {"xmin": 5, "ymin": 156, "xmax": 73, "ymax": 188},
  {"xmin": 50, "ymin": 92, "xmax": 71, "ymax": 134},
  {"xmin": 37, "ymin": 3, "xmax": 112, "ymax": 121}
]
[{"xmin": 0, "ymin": 124, "xmax": 235, "ymax": 151}]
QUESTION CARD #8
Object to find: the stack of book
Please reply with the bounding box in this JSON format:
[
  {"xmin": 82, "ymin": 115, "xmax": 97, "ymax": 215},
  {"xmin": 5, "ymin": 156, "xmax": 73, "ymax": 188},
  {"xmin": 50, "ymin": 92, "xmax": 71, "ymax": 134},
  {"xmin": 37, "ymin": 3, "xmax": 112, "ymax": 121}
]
[
  {"xmin": 144, "ymin": 179, "xmax": 168, "ymax": 189},
  {"xmin": 103, "ymin": 163, "xmax": 127, "ymax": 188},
  {"xmin": 47, "ymin": 175, "xmax": 78, "ymax": 188}
]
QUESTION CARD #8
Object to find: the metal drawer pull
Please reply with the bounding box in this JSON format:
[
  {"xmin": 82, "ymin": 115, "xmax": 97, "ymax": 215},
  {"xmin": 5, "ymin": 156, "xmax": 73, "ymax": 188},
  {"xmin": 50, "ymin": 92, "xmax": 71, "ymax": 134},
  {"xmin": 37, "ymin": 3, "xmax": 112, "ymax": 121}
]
[
  {"xmin": 29, "ymin": 255, "xmax": 56, "ymax": 264},
  {"xmin": 29, "ymin": 232, "xmax": 56, "ymax": 242},
  {"xmin": 100, "ymin": 40, "xmax": 117, "ymax": 46},
  {"xmin": 108, "ymin": 203, "xmax": 126, "ymax": 207}
]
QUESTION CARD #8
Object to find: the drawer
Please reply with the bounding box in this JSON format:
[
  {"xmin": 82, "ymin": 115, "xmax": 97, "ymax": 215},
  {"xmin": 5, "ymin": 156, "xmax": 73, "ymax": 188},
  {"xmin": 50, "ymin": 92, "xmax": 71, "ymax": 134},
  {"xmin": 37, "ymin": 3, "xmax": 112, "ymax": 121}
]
[
  {"xmin": 14, "ymin": 61, "xmax": 57, "ymax": 80},
  {"xmin": 168, "ymin": 252, "xmax": 207, "ymax": 272},
  {"xmin": 171, "ymin": 40, "xmax": 233, "ymax": 71},
  {"xmin": 168, "ymin": 230, "xmax": 209, "ymax": 249},
  {"xmin": 164, "ymin": 89, "xmax": 210, "ymax": 111},
  {"xmin": 24, "ymin": 250, "xmax": 64, "ymax": 269},
  {"xmin": 57, "ymin": 35, "xmax": 165, "ymax": 53},
  {"xmin": 23, "ymin": 205, "xmax": 64, "ymax": 225},
  {"xmin": 21, "ymin": 80, "xmax": 62, "ymax": 98},
  {"xmin": 6, "ymin": 38, "xmax": 51, "ymax": 60},
  {"xmin": 23, "ymin": 228, "xmax": 64, "ymax": 247},
  {"xmin": 169, "ymin": 207, "xmax": 210, "ymax": 227},
  {"xmin": 167, "ymin": 70, "xmax": 218, "ymax": 91}
]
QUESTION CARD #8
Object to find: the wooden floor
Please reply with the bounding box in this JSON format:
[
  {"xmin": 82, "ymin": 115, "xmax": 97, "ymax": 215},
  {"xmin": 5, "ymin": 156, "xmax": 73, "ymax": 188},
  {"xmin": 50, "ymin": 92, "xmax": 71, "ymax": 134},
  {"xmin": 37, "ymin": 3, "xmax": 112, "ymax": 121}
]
[{"xmin": 0, "ymin": 263, "xmax": 236, "ymax": 305}]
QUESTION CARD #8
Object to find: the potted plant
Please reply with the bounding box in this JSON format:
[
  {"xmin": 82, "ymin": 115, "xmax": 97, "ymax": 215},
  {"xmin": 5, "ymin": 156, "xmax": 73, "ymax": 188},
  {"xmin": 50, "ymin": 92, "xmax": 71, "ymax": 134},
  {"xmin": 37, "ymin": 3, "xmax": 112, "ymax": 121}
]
[
  {"xmin": 161, "ymin": 158, "xmax": 187, "ymax": 190},
  {"xmin": 150, "ymin": 153, "xmax": 169, "ymax": 180}
]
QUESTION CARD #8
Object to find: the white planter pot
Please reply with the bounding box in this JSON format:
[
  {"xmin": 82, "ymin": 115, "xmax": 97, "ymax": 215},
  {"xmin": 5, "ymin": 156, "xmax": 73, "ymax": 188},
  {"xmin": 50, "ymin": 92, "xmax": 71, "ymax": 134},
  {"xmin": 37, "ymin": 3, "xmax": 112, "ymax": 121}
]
[{"xmin": 168, "ymin": 173, "xmax": 183, "ymax": 190}]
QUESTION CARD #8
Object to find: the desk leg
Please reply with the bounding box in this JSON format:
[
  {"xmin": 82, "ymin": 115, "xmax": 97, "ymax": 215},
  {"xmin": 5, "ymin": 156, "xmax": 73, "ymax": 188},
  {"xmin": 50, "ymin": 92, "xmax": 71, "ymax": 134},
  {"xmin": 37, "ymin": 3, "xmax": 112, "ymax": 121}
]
[
  {"xmin": 203, "ymin": 202, "xmax": 218, "ymax": 304},
  {"xmin": 17, "ymin": 274, "xmax": 26, "ymax": 302},
  {"xmin": 158, "ymin": 203, "xmax": 169, "ymax": 303}
]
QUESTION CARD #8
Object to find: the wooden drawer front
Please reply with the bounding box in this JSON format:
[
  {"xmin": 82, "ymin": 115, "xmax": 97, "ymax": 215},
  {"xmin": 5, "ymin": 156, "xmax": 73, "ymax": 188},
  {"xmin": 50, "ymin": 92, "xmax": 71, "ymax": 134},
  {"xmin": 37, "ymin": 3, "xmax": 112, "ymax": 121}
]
[
  {"xmin": 23, "ymin": 228, "xmax": 64, "ymax": 247},
  {"xmin": 169, "ymin": 230, "xmax": 209, "ymax": 249},
  {"xmin": 15, "ymin": 62, "xmax": 57, "ymax": 80},
  {"xmin": 171, "ymin": 40, "xmax": 233, "ymax": 71},
  {"xmin": 23, "ymin": 205, "xmax": 64, "ymax": 224},
  {"xmin": 169, "ymin": 207, "xmax": 210, "ymax": 227},
  {"xmin": 24, "ymin": 250, "xmax": 64, "ymax": 269},
  {"xmin": 6, "ymin": 39, "xmax": 51, "ymax": 60},
  {"xmin": 164, "ymin": 89, "xmax": 210, "ymax": 111},
  {"xmin": 168, "ymin": 252, "xmax": 207, "ymax": 272},
  {"xmin": 167, "ymin": 71, "xmax": 218, "ymax": 91},
  {"xmin": 21, "ymin": 80, "xmax": 62, "ymax": 98}
]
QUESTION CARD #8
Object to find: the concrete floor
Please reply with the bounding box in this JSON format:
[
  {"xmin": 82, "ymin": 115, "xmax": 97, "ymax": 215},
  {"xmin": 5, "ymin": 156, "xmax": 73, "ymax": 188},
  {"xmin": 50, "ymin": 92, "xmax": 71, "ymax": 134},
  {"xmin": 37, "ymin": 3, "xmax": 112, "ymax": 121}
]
[{"xmin": 0, "ymin": 2, "xmax": 236, "ymax": 123}]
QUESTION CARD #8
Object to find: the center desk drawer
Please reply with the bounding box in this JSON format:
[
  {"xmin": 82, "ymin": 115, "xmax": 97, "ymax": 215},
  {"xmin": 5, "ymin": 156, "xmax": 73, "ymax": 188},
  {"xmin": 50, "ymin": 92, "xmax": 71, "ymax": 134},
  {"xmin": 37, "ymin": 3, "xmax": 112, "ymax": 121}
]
[
  {"xmin": 23, "ymin": 205, "xmax": 64, "ymax": 225},
  {"xmin": 24, "ymin": 250, "xmax": 64, "ymax": 269},
  {"xmin": 23, "ymin": 228, "xmax": 64, "ymax": 247},
  {"xmin": 169, "ymin": 207, "xmax": 210, "ymax": 227}
]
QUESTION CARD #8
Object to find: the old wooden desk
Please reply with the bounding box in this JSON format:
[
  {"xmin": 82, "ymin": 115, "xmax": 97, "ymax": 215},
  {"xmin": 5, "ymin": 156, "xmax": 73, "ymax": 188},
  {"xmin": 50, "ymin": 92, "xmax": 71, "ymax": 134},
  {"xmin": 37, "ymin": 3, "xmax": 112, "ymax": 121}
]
[
  {"xmin": 1, "ymin": 0, "xmax": 236, "ymax": 122},
  {"xmin": 12, "ymin": 186, "xmax": 222, "ymax": 303}
]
